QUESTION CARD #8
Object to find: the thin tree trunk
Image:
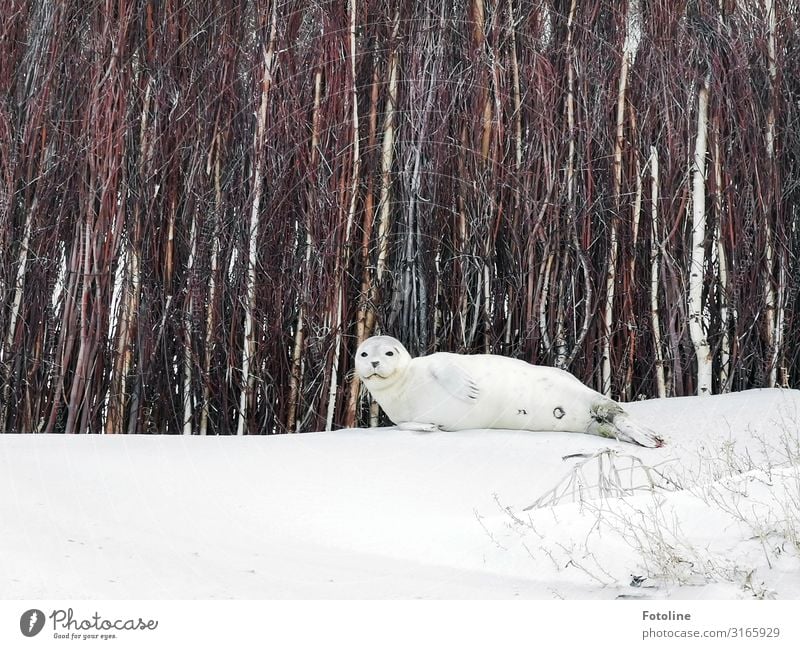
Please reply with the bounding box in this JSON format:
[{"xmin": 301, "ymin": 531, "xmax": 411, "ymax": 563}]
[
  {"xmin": 369, "ymin": 30, "xmax": 399, "ymax": 427},
  {"xmin": 237, "ymin": 2, "xmax": 277, "ymax": 436},
  {"xmin": 689, "ymin": 75, "xmax": 712, "ymax": 395},
  {"xmin": 712, "ymin": 130, "xmax": 731, "ymax": 391},
  {"xmin": 553, "ymin": 253, "xmax": 568, "ymax": 367},
  {"xmin": 764, "ymin": 0, "xmax": 783, "ymax": 388},
  {"xmin": 286, "ymin": 65, "xmax": 323, "ymax": 433},
  {"xmin": 539, "ymin": 252, "xmax": 553, "ymax": 355},
  {"xmin": 123, "ymin": 219, "xmax": 142, "ymax": 434},
  {"xmin": 182, "ymin": 209, "xmax": 198, "ymax": 435},
  {"xmin": 64, "ymin": 220, "xmax": 91, "ymax": 434},
  {"xmin": 560, "ymin": 0, "xmax": 577, "ymax": 370},
  {"xmin": 106, "ymin": 242, "xmax": 133, "ymax": 434},
  {"xmin": 0, "ymin": 194, "xmax": 35, "ymax": 430},
  {"xmin": 624, "ymin": 152, "xmax": 643, "ymax": 399},
  {"xmin": 45, "ymin": 235, "xmax": 81, "ymax": 433},
  {"xmin": 649, "ymin": 146, "xmax": 666, "ymax": 398},
  {"xmin": 603, "ymin": 8, "xmax": 630, "ymax": 397},
  {"xmin": 373, "ymin": 10, "xmax": 400, "ymax": 293},
  {"xmin": 200, "ymin": 132, "xmax": 222, "ymax": 436}
]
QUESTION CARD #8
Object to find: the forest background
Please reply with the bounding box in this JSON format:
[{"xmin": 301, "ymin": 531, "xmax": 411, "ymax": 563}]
[{"xmin": 0, "ymin": 0, "xmax": 798, "ymax": 434}]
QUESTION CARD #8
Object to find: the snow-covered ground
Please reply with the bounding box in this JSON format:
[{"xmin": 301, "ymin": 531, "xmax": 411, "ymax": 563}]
[{"xmin": 1, "ymin": 389, "xmax": 798, "ymax": 599}]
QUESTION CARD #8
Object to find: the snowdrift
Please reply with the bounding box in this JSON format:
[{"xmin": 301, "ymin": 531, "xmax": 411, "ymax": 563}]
[{"xmin": 1, "ymin": 389, "xmax": 798, "ymax": 599}]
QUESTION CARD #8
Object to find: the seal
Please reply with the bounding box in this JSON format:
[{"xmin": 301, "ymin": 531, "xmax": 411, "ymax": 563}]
[{"xmin": 354, "ymin": 335, "xmax": 664, "ymax": 447}]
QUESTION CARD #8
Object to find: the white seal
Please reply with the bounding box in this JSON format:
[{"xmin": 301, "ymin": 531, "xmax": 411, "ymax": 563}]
[{"xmin": 355, "ymin": 335, "xmax": 664, "ymax": 447}]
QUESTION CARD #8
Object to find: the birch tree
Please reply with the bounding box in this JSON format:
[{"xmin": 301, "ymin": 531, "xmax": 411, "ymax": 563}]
[
  {"xmin": 602, "ymin": 0, "xmax": 641, "ymax": 397},
  {"xmin": 688, "ymin": 74, "xmax": 712, "ymax": 395},
  {"xmin": 763, "ymin": 0, "xmax": 784, "ymax": 388},
  {"xmin": 237, "ymin": 3, "xmax": 277, "ymax": 436}
]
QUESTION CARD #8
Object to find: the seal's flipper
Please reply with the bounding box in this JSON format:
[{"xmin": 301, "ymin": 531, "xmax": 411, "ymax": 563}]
[
  {"xmin": 588, "ymin": 401, "xmax": 664, "ymax": 448},
  {"xmin": 612, "ymin": 414, "xmax": 665, "ymax": 448},
  {"xmin": 427, "ymin": 362, "xmax": 480, "ymax": 403}
]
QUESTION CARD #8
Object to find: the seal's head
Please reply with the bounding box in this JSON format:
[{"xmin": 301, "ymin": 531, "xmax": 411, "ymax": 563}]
[{"xmin": 355, "ymin": 335, "xmax": 411, "ymax": 388}]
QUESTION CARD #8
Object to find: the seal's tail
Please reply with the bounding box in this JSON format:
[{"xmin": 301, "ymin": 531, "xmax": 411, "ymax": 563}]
[{"xmin": 589, "ymin": 401, "xmax": 665, "ymax": 448}]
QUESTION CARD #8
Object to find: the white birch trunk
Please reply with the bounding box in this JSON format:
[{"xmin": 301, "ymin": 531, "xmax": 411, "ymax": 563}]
[
  {"xmin": 0, "ymin": 196, "xmax": 35, "ymax": 428},
  {"xmin": 775, "ymin": 258, "xmax": 786, "ymax": 387},
  {"xmin": 765, "ymin": 0, "xmax": 777, "ymax": 161},
  {"xmin": 602, "ymin": 228, "xmax": 619, "ymax": 396},
  {"xmin": 538, "ymin": 253, "xmax": 553, "ymax": 355},
  {"xmin": 649, "ymin": 147, "xmax": 666, "ymax": 398},
  {"xmin": 483, "ymin": 262, "xmax": 492, "ymax": 354},
  {"xmin": 553, "ymin": 266, "xmax": 568, "ymax": 369},
  {"xmin": 324, "ymin": 282, "xmax": 345, "ymax": 432},
  {"xmin": 375, "ymin": 14, "xmax": 399, "ymax": 286},
  {"xmin": 1, "ymin": 197, "xmax": 33, "ymax": 364},
  {"xmin": 237, "ymin": 6, "xmax": 277, "ymax": 436},
  {"xmin": 602, "ymin": 0, "xmax": 641, "ymax": 396},
  {"xmin": 603, "ymin": 47, "xmax": 627, "ymax": 397},
  {"xmin": 182, "ymin": 210, "xmax": 198, "ymax": 435},
  {"xmin": 689, "ymin": 76, "xmax": 712, "ymax": 395},
  {"xmin": 764, "ymin": 0, "xmax": 782, "ymax": 387},
  {"xmin": 622, "ymin": 153, "xmax": 643, "ymax": 400},
  {"xmin": 560, "ymin": 0, "xmax": 576, "ymax": 371}
]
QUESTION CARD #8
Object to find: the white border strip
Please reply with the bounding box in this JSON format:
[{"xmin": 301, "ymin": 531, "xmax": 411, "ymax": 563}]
[{"xmin": 1, "ymin": 600, "xmax": 797, "ymax": 649}]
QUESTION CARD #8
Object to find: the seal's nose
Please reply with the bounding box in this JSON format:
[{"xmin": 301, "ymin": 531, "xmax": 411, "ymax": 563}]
[{"xmin": 371, "ymin": 361, "xmax": 379, "ymax": 368}]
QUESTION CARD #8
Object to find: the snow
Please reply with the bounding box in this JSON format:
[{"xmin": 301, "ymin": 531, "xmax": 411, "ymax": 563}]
[{"xmin": 1, "ymin": 388, "xmax": 799, "ymax": 599}]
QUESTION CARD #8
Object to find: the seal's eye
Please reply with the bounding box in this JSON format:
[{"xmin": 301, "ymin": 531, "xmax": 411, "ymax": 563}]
[
  {"xmin": 385, "ymin": 351, "xmax": 394, "ymax": 356},
  {"xmin": 360, "ymin": 352, "xmax": 368, "ymax": 357}
]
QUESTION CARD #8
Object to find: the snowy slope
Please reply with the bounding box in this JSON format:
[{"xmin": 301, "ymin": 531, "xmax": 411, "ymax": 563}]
[{"xmin": 1, "ymin": 389, "xmax": 798, "ymax": 599}]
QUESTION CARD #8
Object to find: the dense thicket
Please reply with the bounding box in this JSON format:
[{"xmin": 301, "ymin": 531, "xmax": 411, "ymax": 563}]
[{"xmin": 1, "ymin": 0, "xmax": 798, "ymax": 433}]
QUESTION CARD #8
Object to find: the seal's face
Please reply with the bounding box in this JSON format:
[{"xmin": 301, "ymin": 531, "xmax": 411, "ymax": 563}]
[{"xmin": 355, "ymin": 336, "xmax": 410, "ymax": 386}]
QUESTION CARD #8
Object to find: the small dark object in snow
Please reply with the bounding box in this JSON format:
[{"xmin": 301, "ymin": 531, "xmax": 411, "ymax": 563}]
[{"xmin": 630, "ymin": 575, "xmax": 649, "ymax": 587}]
